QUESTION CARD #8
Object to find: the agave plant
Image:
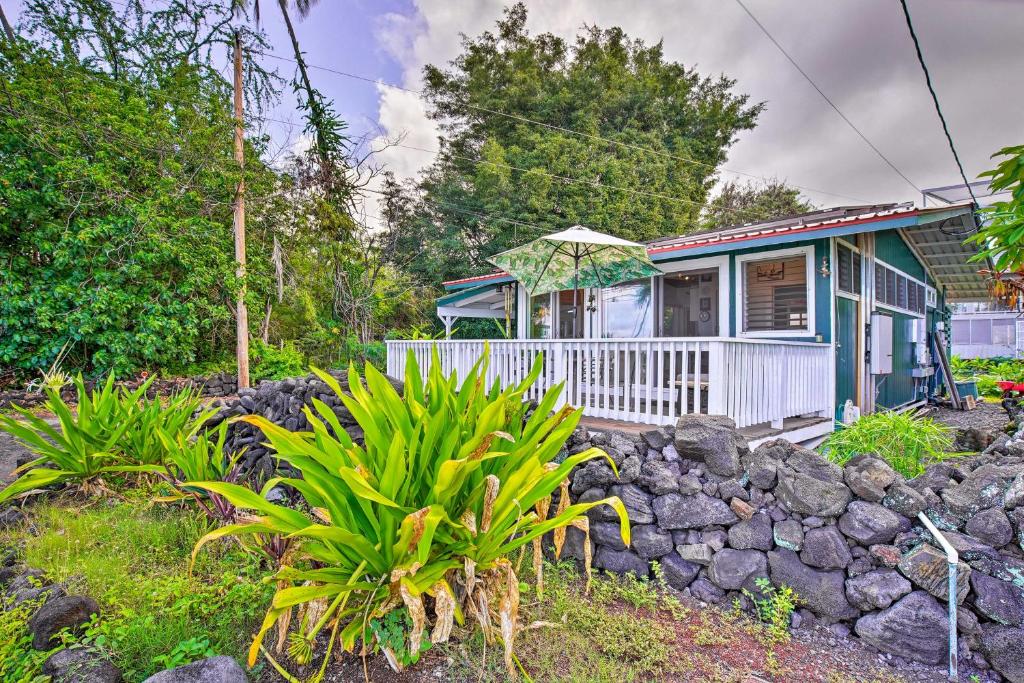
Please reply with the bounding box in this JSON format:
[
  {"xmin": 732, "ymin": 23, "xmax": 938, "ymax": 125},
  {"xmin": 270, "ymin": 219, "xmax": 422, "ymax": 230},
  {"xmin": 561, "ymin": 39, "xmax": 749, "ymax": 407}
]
[
  {"xmin": 189, "ymin": 347, "xmax": 629, "ymax": 676},
  {"xmin": 0, "ymin": 375, "xmax": 161, "ymax": 503}
]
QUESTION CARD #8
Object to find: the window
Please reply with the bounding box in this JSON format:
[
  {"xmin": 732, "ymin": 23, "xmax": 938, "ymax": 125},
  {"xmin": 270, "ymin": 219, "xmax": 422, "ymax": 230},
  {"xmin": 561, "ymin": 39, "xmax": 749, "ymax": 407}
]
[
  {"xmin": 836, "ymin": 243, "xmax": 862, "ymax": 295},
  {"xmin": 874, "ymin": 262, "xmax": 926, "ymax": 315},
  {"xmin": 971, "ymin": 319, "xmax": 992, "ymax": 345},
  {"xmin": 993, "ymin": 318, "xmax": 1015, "ymax": 346},
  {"xmin": 557, "ymin": 289, "xmax": 585, "ymax": 339},
  {"xmin": 951, "ymin": 319, "xmax": 971, "ymax": 344},
  {"xmin": 661, "ymin": 268, "xmax": 719, "ymax": 336},
  {"xmin": 529, "ymin": 295, "xmax": 552, "ymax": 339},
  {"xmin": 742, "ymin": 254, "xmax": 809, "ymax": 333},
  {"xmin": 602, "ymin": 279, "xmax": 652, "ymax": 338}
]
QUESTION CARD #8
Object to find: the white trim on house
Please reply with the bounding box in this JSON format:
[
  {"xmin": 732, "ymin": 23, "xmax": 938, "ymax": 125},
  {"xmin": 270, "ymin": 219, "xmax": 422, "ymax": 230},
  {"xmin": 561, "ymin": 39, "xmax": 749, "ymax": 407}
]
[
  {"xmin": 735, "ymin": 245, "xmax": 817, "ymax": 339},
  {"xmin": 655, "ymin": 255, "xmax": 730, "ymax": 338}
]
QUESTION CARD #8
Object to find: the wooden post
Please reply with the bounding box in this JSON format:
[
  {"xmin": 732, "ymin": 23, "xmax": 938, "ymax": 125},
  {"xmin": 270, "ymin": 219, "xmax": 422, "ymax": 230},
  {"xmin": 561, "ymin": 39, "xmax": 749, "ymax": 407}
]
[
  {"xmin": 232, "ymin": 30, "xmax": 250, "ymax": 389},
  {"xmin": 0, "ymin": 2, "xmax": 15, "ymax": 43}
]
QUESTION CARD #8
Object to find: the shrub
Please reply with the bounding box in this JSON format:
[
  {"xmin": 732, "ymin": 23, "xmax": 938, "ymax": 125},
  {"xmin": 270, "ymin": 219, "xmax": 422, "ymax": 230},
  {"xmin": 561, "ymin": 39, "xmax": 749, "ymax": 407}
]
[
  {"xmin": 251, "ymin": 340, "xmax": 307, "ymax": 381},
  {"xmin": 822, "ymin": 410, "xmax": 956, "ymax": 477},
  {"xmin": 0, "ymin": 597, "xmax": 55, "ymax": 683},
  {"xmin": 118, "ymin": 387, "xmax": 214, "ymax": 466},
  {"xmin": 189, "ymin": 348, "xmax": 629, "ymax": 675},
  {"xmin": 743, "ymin": 578, "xmax": 798, "ymax": 644}
]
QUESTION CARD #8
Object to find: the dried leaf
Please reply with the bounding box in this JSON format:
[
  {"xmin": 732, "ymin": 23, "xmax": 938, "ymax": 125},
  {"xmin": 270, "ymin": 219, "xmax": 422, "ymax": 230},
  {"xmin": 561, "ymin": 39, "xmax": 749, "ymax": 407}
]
[
  {"xmin": 430, "ymin": 581, "xmax": 456, "ymax": 644},
  {"xmin": 399, "ymin": 579, "xmax": 427, "ymax": 654},
  {"xmin": 481, "ymin": 474, "xmax": 500, "ymax": 533},
  {"xmin": 552, "ymin": 477, "xmax": 571, "ymax": 558},
  {"xmin": 570, "ymin": 517, "xmax": 593, "ymax": 592}
]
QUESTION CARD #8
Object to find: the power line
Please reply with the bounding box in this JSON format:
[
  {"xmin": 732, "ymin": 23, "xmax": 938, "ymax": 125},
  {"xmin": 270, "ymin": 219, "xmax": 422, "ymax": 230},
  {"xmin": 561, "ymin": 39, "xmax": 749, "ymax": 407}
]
[
  {"xmin": 252, "ymin": 49, "xmax": 872, "ymax": 204},
  {"xmin": 733, "ymin": 0, "xmax": 922, "ymax": 195},
  {"xmin": 898, "ymin": 0, "xmax": 978, "ymax": 206}
]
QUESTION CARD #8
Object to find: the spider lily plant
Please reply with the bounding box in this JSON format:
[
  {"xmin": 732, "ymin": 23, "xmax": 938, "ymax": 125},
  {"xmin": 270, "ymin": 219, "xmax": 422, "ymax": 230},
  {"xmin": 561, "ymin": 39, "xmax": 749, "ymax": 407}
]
[
  {"xmin": 119, "ymin": 386, "xmax": 216, "ymax": 466},
  {"xmin": 189, "ymin": 347, "xmax": 629, "ymax": 676},
  {"xmin": 0, "ymin": 375, "xmax": 162, "ymax": 502}
]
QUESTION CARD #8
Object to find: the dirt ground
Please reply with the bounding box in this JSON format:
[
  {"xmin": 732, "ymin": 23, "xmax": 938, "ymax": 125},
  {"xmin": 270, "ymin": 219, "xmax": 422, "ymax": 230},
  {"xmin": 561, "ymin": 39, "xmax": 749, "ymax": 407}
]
[{"xmin": 920, "ymin": 397, "xmax": 1013, "ymax": 435}]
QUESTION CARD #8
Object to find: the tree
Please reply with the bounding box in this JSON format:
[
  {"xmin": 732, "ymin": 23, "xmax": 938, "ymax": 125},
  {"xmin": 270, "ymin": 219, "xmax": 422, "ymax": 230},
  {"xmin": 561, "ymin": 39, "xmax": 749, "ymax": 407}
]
[
  {"xmin": 397, "ymin": 3, "xmax": 763, "ymax": 283},
  {"xmin": 967, "ymin": 144, "xmax": 1024, "ymax": 305},
  {"xmin": 0, "ymin": 0, "xmax": 280, "ymax": 374},
  {"xmin": 702, "ymin": 179, "xmax": 814, "ymax": 230}
]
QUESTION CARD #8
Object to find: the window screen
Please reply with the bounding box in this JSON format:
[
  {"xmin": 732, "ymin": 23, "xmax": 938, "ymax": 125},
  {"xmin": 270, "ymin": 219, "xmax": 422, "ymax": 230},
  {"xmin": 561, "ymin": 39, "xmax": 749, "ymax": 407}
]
[
  {"xmin": 951, "ymin": 319, "xmax": 971, "ymax": 344},
  {"xmin": 993, "ymin": 318, "xmax": 1015, "ymax": 346},
  {"xmin": 971, "ymin": 319, "xmax": 992, "ymax": 345},
  {"xmin": 743, "ymin": 256, "xmax": 808, "ymax": 332},
  {"xmin": 896, "ymin": 275, "xmax": 908, "ymax": 310}
]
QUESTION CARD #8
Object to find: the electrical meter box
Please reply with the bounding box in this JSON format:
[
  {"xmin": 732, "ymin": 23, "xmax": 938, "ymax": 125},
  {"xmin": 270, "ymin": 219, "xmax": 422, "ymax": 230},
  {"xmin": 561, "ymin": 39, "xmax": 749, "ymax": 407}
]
[{"xmin": 870, "ymin": 312, "xmax": 893, "ymax": 375}]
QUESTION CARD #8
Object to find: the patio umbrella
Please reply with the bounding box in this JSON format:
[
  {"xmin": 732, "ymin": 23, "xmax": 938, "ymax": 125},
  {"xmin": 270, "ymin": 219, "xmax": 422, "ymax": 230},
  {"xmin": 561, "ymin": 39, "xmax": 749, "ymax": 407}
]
[{"xmin": 488, "ymin": 225, "xmax": 661, "ymax": 336}]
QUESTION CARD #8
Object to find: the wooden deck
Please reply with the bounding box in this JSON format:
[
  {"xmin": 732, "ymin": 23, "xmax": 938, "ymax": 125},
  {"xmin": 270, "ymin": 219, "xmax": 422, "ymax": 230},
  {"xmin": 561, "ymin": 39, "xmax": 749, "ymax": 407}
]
[{"xmin": 579, "ymin": 414, "xmax": 833, "ymax": 448}]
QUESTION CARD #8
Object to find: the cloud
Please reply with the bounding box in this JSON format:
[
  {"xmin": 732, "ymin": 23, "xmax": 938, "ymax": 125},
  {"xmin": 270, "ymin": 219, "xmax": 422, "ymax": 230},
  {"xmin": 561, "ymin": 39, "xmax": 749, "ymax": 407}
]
[{"xmin": 369, "ymin": 0, "xmax": 1022, "ymax": 207}]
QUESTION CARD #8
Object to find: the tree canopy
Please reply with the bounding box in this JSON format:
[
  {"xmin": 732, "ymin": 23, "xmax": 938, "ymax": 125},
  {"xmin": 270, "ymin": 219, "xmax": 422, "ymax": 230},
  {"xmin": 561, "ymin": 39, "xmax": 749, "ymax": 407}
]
[
  {"xmin": 702, "ymin": 179, "xmax": 814, "ymax": 230},
  {"xmin": 397, "ymin": 3, "xmax": 764, "ymax": 283}
]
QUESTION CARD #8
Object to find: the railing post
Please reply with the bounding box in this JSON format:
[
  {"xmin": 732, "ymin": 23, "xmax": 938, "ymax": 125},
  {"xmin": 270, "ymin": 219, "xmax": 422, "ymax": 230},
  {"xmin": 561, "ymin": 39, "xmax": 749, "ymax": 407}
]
[{"xmin": 707, "ymin": 341, "xmax": 725, "ymax": 415}]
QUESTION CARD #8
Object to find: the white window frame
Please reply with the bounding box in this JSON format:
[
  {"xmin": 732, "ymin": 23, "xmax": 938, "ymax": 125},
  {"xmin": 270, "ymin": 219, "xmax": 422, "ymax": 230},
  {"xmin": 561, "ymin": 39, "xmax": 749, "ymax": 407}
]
[
  {"xmin": 655, "ymin": 255, "xmax": 729, "ymax": 338},
  {"xmin": 597, "ymin": 277, "xmax": 655, "ymax": 339},
  {"xmin": 835, "ymin": 238, "xmax": 862, "ymax": 301},
  {"xmin": 736, "ymin": 245, "xmax": 816, "ymax": 338}
]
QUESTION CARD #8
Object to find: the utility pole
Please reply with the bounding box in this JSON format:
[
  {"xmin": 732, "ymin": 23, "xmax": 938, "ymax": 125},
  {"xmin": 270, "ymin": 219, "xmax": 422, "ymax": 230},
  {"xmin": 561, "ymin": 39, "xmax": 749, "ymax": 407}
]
[
  {"xmin": 0, "ymin": 2, "xmax": 16, "ymax": 43},
  {"xmin": 232, "ymin": 30, "xmax": 250, "ymax": 389}
]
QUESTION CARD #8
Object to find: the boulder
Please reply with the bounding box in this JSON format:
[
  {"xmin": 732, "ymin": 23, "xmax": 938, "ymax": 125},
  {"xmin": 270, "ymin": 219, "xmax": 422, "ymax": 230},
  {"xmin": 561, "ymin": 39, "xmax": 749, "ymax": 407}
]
[
  {"xmin": 43, "ymin": 647, "xmax": 121, "ymax": 683},
  {"xmin": 637, "ymin": 460, "xmax": 680, "ymax": 496},
  {"xmin": 967, "ymin": 508, "xmax": 1014, "ymax": 549},
  {"xmin": 982, "ymin": 624, "xmax": 1024, "ymax": 683},
  {"xmin": 800, "ymin": 526, "xmax": 852, "ymax": 570},
  {"xmin": 844, "ymin": 569, "xmax": 912, "ymax": 611},
  {"xmin": 660, "ymin": 553, "xmax": 700, "ymax": 590},
  {"xmin": 674, "ymin": 414, "xmax": 747, "ymax": 478},
  {"xmin": 652, "ymin": 492, "xmax": 737, "ymax": 530},
  {"xmin": 28, "ymin": 596, "xmax": 99, "ymax": 649},
  {"xmin": 853, "ymin": 591, "xmax": 949, "ymax": 665},
  {"xmin": 838, "ymin": 501, "xmax": 903, "ymax": 545},
  {"xmin": 728, "ymin": 513, "xmax": 773, "ymax": 552},
  {"xmin": 881, "ymin": 484, "xmax": 927, "ymax": 518},
  {"xmin": 1005, "ymin": 472, "xmax": 1024, "ymax": 509},
  {"xmin": 897, "ymin": 543, "xmax": 971, "ymax": 603},
  {"xmin": 594, "ymin": 547, "xmax": 649, "ymax": 577},
  {"xmin": 869, "ymin": 544, "xmax": 902, "ymax": 568},
  {"xmin": 786, "ymin": 447, "xmax": 844, "ymax": 483},
  {"xmin": 0, "ymin": 507, "xmax": 24, "ymax": 529},
  {"xmin": 631, "ymin": 524, "xmax": 674, "ymax": 560},
  {"xmin": 844, "ymin": 455, "xmax": 897, "ymax": 502},
  {"xmin": 908, "ymin": 463, "xmax": 956, "ymax": 494},
  {"xmin": 775, "ymin": 468, "xmax": 852, "ymax": 517},
  {"xmin": 767, "ymin": 549, "xmax": 859, "ymax": 621},
  {"xmin": 972, "ymin": 572, "xmax": 1024, "ymax": 626},
  {"xmin": 641, "ymin": 428, "xmax": 672, "ymax": 451},
  {"xmin": 943, "ymin": 464, "xmax": 1024, "ymax": 519},
  {"xmin": 142, "ymin": 656, "xmax": 248, "ymax": 683},
  {"xmin": 571, "ymin": 460, "xmax": 617, "ymax": 496},
  {"xmin": 708, "ymin": 549, "xmax": 768, "ymax": 591},
  {"xmin": 590, "ymin": 521, "xmax": 627, "ymax": 551},
  {"xmin": 608, "ymin": 484, "xmax": 656, "ymax": 525},
  {"xmin": 742, "ymin": 444, "xmax": 781, "ymax": 489},
  {"xmin": 773, "ymin": 520, "xmax": 804, "ymax": 551},
  {"xmin": 677, "ymin": 543, "xmax": 714, "ymax": 566},
  {"xmin": 690, "ymin": 576, "xmax": 726, "ymax": 604}
]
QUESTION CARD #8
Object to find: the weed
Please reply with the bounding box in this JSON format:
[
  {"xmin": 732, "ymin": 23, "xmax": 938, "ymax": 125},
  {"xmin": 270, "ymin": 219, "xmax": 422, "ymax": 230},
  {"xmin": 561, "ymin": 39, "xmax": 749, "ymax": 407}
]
[
  {"xmin": 369, "ymin": 608, "xmax": 432, "ymax": 670},
  {"xmin": 0, "ymin": 597, "xmax": 56, "ymax": 683},
  {"xmin": 743, "ymin": 578, "xmax": 798, "ymax": 644}
]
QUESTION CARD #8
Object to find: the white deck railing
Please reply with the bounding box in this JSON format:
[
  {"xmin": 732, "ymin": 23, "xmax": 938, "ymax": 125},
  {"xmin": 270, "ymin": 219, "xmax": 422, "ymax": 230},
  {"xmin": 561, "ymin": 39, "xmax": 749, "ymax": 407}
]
[{"xmin": 385, "ymin": 337, "xmax": 833, "ymax": 430}]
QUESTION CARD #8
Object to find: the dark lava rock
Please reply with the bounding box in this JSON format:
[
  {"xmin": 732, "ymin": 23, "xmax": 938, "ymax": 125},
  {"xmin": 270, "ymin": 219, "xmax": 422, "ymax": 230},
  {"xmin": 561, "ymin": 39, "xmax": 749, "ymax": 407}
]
[
  {"xmin": 43, "ymin": 647, "xmax": 121, "ymax": 683},
  {"xmin": 854, "ymin": 591, "xmax": 949, "ymax": 665},
  {"xmin": 594, "ymin": 547, "xmax": 649, "ymax": 577},
  {"xmin": 768, "ymin": 549, "xmax": 859, "ymax": 621},
  {"xmin": 641, "ymin": 428, "xmax": 672, "ymax": 451},
  {"xmin": 844, "ymin": 569, "xmax": 911, "ymax": 611},
  {"xmin": 775, "ymin": 468, "xmax": 852, "ymax": 517},
  {"xmin": 773, "ymin": 520, "xmax": 804, "ymax": 551},
  {"xmin": 844, "ymin": 455, "xmax": 897, "ymax": 502},
  {"xmin": 799, "ymin": 526, "xmax": 852, "ymax": 570},
  {"xmin": 967, "ymin": 508, "xmax": 1015, "ymax": 549},
  {"xmin": 590, "ymin": 521, "xmax": 627, "ymax": 551},
  {"xmin": 631, "ymin": 524, "xmax": 674, "ymax": 560},
  {"xmin": 972, "ymin": 572, "xmax": 1024, "ymax": 626},
  {"xmin": 898, "ymin": 543, "xmax": 971, "ymax": 604},
  {"xmin": 637, "ymin": 460, "xmax": 680, "ymax": 496},
  {"xmin": 943, "ymin": 464, "xmax": 1024, "ymax": 519},
  {"xmin": 28, "ymin": 595, "xmax": 99, "ymax": 649},
  {"xmin": 0, "ymin": 507, "xmax": 25, "ymax": 529},
  {"xmin": 728, "ymin": 513, "xmax": 773, "ymax": 551},
  {"xmin": 981, "ymin": 623, "xmax": 1024, "ymax": 683},
  {"xmin": 690, "ymin": 576, "xmax": 726, "ymax": 604},
  {"xmin": 660, "ymin": 553, "xmax": 700, "ymax": 590},
  {"xmin": 742, "ymin": 443, "xmax": 781, "ymax": 489},
  {"xmin": 141, "ymin": 656, "xmax": 248, "ymax": 683},
  {"xmin": 838, "ymin": 501, "xmax": 904, "ymax": 545},
  {"xmin": 881, "ymin": 483, "xmax": 927, "ymax": 517},
  {"xmin": 708, "ymin": 548, "xmax": 768, "ymax": 591},
  {"xmin": 674, "ymin": 414, "xmax": 747, "ymax": 478},
  {"xmin": 609, "ymin": 483, "xmax": 655, "ymax": 525},
  {"xmin": 652, "ymin": 492, "xmax": 737, "ymax": 529}
]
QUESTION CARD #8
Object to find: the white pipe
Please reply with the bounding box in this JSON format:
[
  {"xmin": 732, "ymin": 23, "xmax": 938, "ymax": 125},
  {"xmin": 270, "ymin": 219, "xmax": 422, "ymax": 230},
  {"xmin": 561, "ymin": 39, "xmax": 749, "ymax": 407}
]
[{"xmin": 917, "ymin": 512, "xmax": 958, "ymax": 682}]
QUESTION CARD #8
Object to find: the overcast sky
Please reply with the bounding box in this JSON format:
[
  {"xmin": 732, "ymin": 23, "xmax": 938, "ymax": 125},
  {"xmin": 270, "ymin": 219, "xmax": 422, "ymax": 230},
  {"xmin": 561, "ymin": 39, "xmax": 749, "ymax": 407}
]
[{"xmin": 8, "ymin": 0, "xmax": 1023, "ymax": 210}]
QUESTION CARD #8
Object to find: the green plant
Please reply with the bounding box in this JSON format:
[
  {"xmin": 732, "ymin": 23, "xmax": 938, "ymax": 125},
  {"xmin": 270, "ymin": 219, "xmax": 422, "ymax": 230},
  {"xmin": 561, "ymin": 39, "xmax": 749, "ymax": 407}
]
[
  {"xmin": 822, "ymin": 410, "xmax": 957, "ymax": 478},
  {"xmin": 150, "ymin": 636, "xmax": 216, "ymax": 670},
  {"xmin": 0, "ymin": 375, "xmax": 161, "ymax": 503},
  {"xmin": 118, "ymin": 387, "xmax": 215, "ymax": 466},
  {"xmin": 251, "ymin": 341, "xmax": 308, "ymax": 381},
  {"xmin": 156, "ymin": 423, "xmax": 243, "ymax": 522},
  {"xmin": 369, "ymin": 607, "xmax": 432, "ymax": 671},
  {"xmin": 744, "ymin": 578, "xmax": 798, "ymax": 644},
  {"xmin": 189, "ymin": 347, "xmax": 629, "ymax": 675},
  {"xmin": 0, "ymin": 597, "xmax": 55, "ymax": 683}
]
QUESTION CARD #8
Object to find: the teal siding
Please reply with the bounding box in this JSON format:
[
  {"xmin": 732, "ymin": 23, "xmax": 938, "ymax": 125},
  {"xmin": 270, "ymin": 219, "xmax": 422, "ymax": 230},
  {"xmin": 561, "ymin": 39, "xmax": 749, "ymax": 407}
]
[
  {"xmin": 726, "ymin": 239, "xmax": 831, "ymax": 342},
  {"xmin": 876, "ymin": 310, "xmax": 921, "ymax": 408},
  {"xmin": 875, "ymin": 230, "xmax": 925, "ymax": 281}
]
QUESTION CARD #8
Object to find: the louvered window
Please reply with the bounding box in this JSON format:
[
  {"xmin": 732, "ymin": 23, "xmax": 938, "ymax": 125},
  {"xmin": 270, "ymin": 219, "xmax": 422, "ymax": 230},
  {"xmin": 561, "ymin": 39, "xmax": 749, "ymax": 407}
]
[
  {"xmin": 837, "ymin": 243, "xmax": 862, "ymax": 295},
  {"xmin": 743, "ymin": 256, "xmax": 808, "ymax": 332}
]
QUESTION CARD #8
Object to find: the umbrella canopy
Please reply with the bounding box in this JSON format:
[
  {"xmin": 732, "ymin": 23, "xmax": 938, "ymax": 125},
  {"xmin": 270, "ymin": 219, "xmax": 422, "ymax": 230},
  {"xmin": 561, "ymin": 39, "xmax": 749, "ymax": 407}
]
[{"xmin": 487, "ymin": 225, "xmax": 661, "ymax": 296}]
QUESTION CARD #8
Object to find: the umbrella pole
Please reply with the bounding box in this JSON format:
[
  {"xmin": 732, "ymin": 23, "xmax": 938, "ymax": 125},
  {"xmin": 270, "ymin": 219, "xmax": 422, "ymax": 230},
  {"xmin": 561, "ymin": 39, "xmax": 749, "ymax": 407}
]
[{"xmin": 573, "ymin": 245, "xmax": 580, "ymax": 339}]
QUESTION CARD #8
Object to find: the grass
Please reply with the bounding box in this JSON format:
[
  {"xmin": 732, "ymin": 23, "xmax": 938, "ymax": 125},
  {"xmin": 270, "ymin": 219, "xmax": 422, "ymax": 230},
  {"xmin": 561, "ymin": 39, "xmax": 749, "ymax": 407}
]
[
  {"xmin": 821, "ymin": 410, "xmax": 959, "ymax": 478},
  {"xmin": 0, "ymin": 493, "xmax": 274, "ymax": 681}
]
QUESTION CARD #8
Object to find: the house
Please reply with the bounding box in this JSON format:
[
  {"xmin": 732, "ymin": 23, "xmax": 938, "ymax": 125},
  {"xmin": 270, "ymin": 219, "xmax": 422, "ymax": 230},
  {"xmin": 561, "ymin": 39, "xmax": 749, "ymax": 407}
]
[
  {"xmin": 950, "ymin": 301, "xmax": 1022, "ymax": 359},
  {"xmin": 387, "ymin": 201, "xmax": 987, "ymax": 446}
]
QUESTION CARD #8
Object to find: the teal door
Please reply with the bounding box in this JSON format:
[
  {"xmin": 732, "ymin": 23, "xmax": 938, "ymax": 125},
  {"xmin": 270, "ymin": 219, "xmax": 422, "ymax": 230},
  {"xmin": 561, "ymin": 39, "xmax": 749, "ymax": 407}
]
[{"xmin": 835, "ymin": 296, "xmax": 858, "ymax": 416}]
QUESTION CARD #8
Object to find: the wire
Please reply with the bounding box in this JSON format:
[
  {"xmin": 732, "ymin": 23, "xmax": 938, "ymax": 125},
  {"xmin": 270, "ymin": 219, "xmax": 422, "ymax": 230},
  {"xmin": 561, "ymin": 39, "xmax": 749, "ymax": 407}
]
[
  {"xmin": 252, "ymin": 49, "xmax": 872, "ymax": 204},
  {"xmin": 734, "ymin": 0, "xmax": 922, "ymax": 195},
  {"xmin": 898, "ymin": 0, "xmax": 979, "ymax": 206}
]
